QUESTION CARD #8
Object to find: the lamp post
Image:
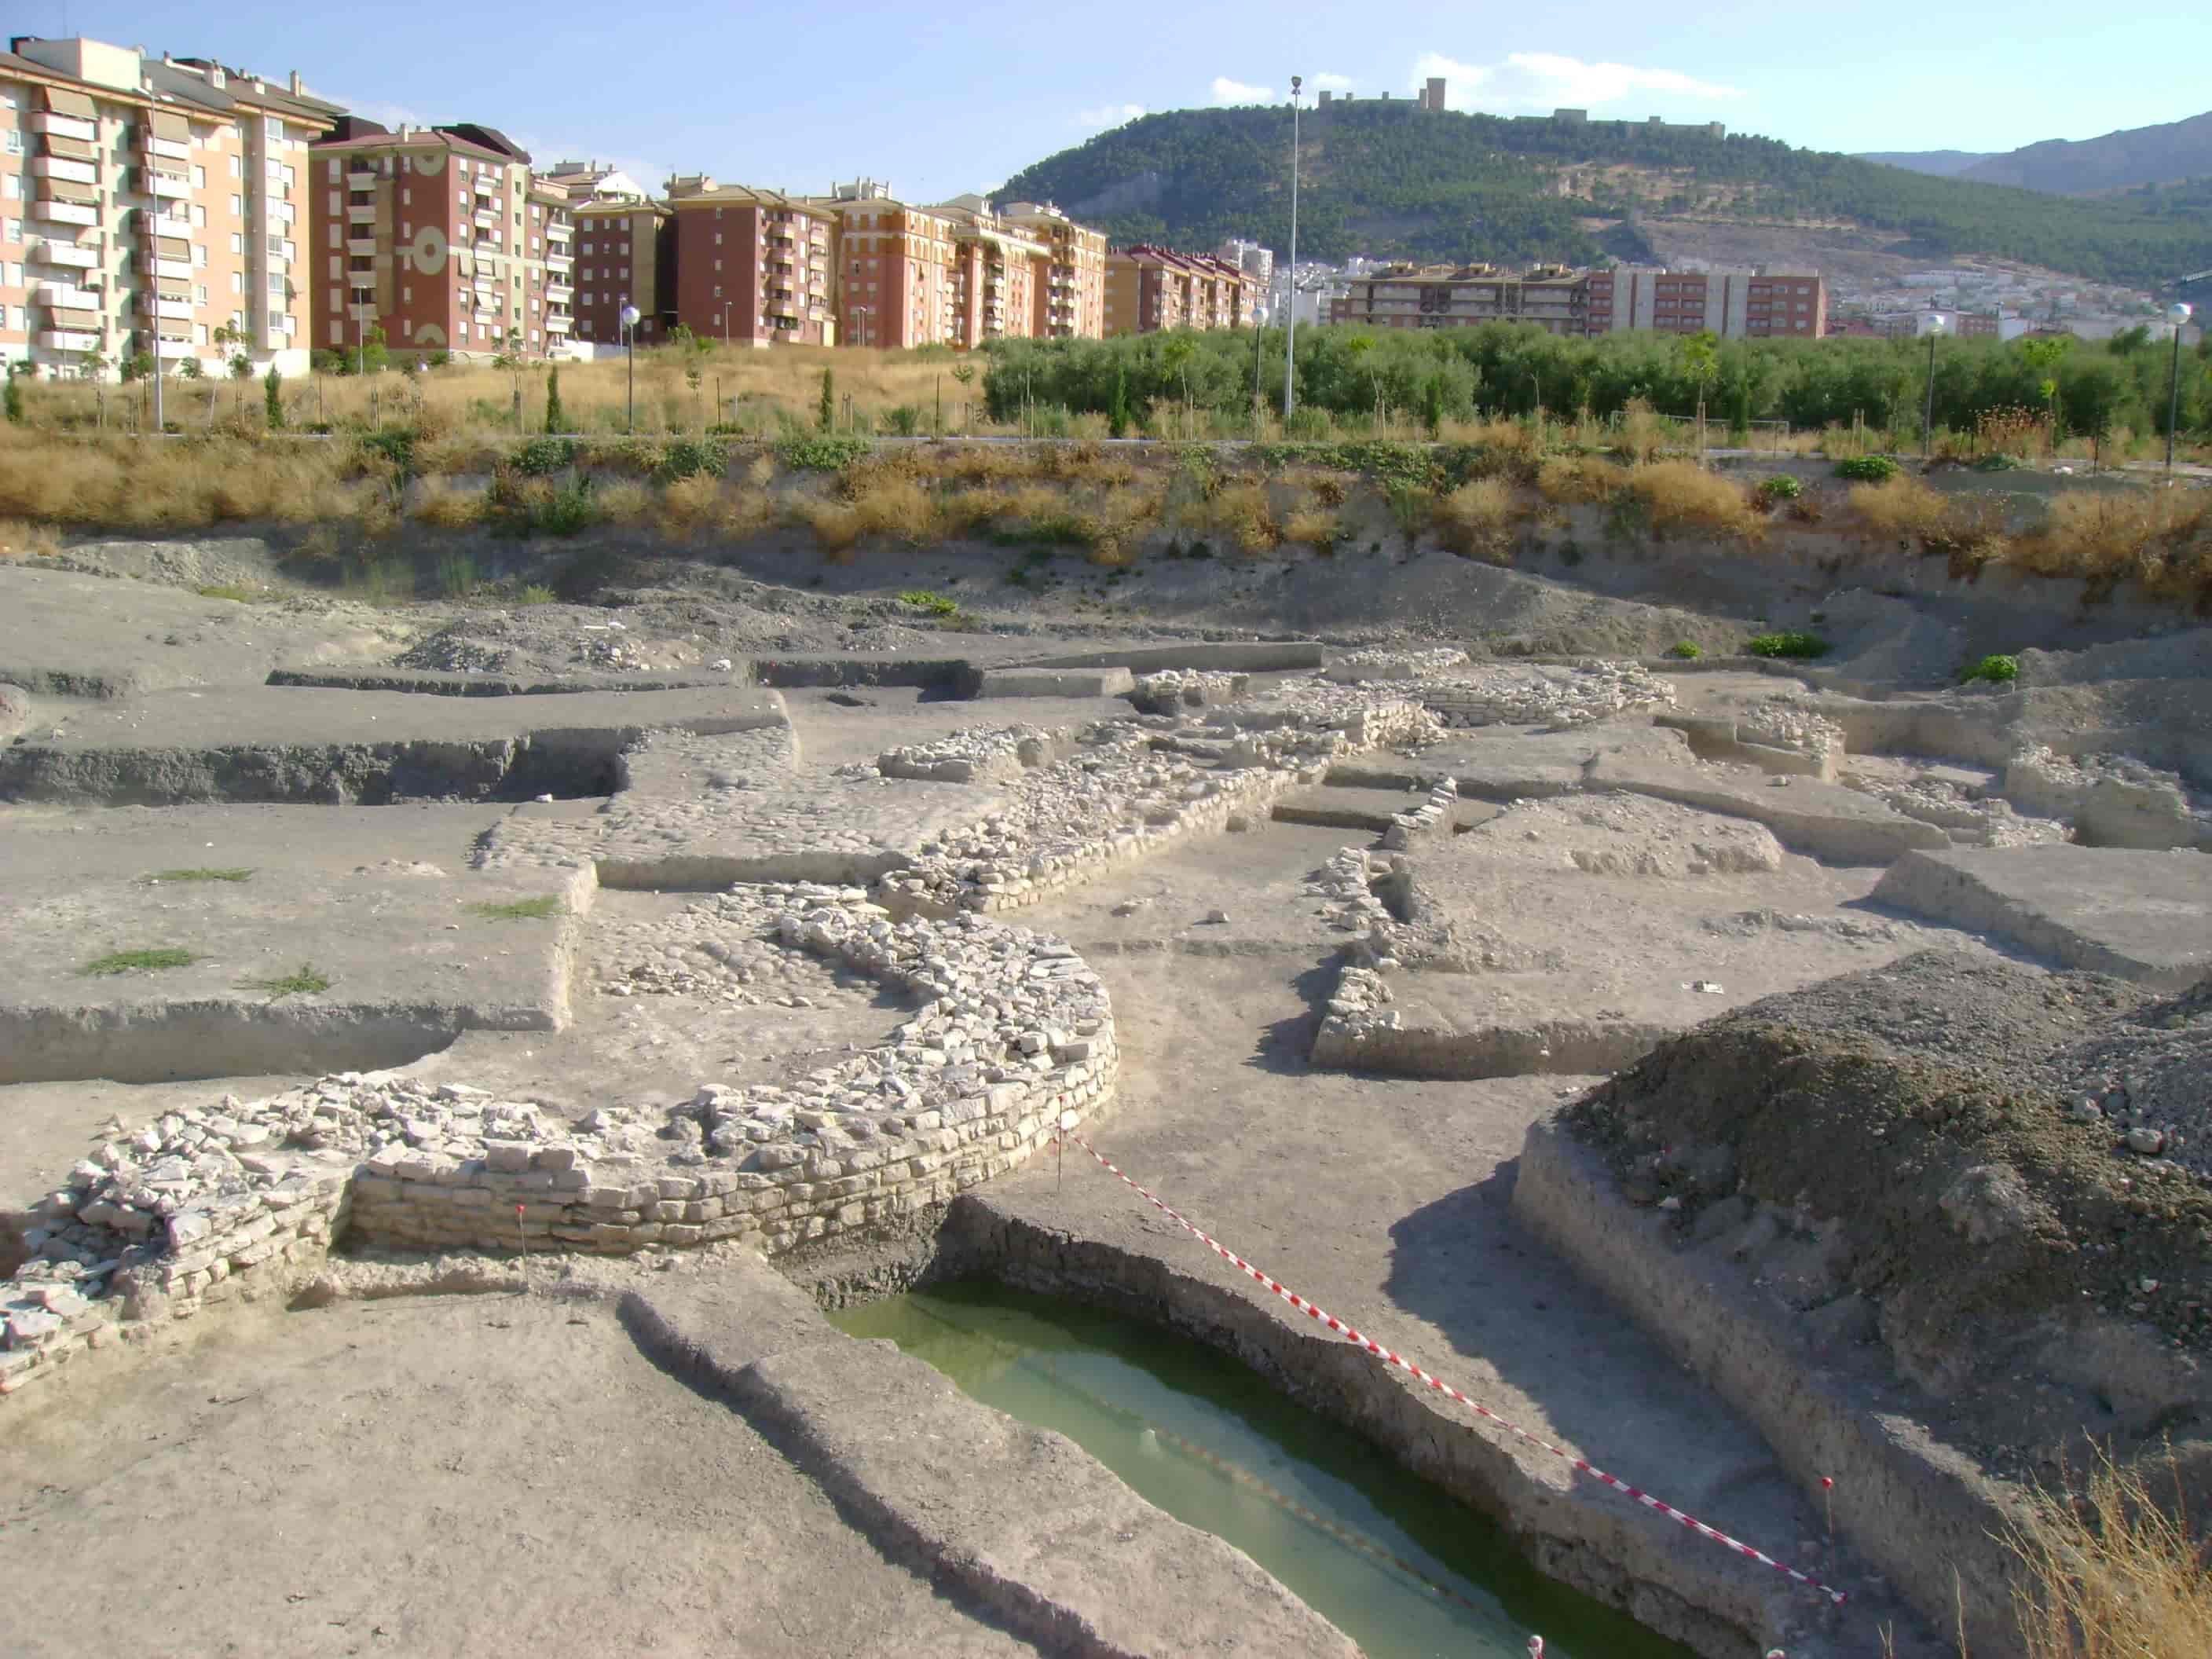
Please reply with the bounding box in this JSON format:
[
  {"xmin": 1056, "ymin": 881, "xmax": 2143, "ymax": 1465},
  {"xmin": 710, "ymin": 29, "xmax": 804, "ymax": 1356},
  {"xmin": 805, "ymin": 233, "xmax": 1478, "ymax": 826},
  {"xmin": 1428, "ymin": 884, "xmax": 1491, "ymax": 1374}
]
[
  {"xmin": 2165, "ymin": 302, "xmax": 2193, "ymax": 475},
  {"xmin": 619, "ymin": 300, "xmax": 641, "ymax": 433},
  {"xmin": 851, "ymin": 304, "xmax": 872, "ymax": 351},
  {"xmin": 720, "ymin": 302, "xmax": 729, "ymax": 343},
  {"xmin": 1282, "ymin": 75, "xmax": 1302, "ymax": 425},
  {"xmin": 1921, "ymin": 313, "xmax": 1946, "ymax": 463}
]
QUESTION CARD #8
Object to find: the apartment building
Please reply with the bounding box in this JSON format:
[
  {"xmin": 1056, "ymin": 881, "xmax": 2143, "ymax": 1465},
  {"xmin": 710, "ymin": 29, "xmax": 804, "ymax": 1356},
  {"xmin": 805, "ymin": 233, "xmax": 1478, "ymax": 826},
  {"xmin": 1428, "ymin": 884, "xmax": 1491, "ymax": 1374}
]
[
  {"xmin": 1103, "ymin": 245, "xmax": 1259, "ymax": 335},
  {"xmin": 1002, "ymin": 201, "xmax": 1105, "ymax": 340},
  {"xmin": 1328, "ymin": 262, "xmax": 1588, "ymax": 335},
  {"xmin": 666, "ymin": 178, "xmax": 834, "ymax": 346},
  {"xmin": 309, "ymin": 119, "xmax": 573, "ymax": 365},
  {"xmin": 816, "ymin": 180, "xmax": 956, "ymax": 350},
  {"xmin": 933, "ymin": 195, "xmax": 1047, "ymax": 349},
  {"xmin": 0, "ymin": 36, "xmax": 335, "ymax": 381},
  {"xmin": 568, "ymin": 193, "xmax": 672, "ymax": 347},
  {"xmin": 1587, "ymin": 266, "xmax": 1826, "ymax": 337},
  {"xmin": 1324, "ymin": 262, "xmax": 1826, "ymax": 340}
]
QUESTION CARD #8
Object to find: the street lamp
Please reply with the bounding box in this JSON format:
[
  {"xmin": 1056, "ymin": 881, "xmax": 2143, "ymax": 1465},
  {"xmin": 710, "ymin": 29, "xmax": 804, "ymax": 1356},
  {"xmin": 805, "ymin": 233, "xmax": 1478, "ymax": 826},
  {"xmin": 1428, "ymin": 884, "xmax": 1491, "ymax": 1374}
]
[
  {"xmin": 2165, "ymin": 302, "xmax": 2193, "ymax": 475},
  {"xmin": 850, "ymin": 304, "xmax": 872, "ymax": 351},
  {"xmin": 1921, "ymin": 313, "xmax": 1946, "ymax": 462},
  {"xmin": 1282, "ymin": 75, "xmax": 1302, "ymax": 425},
  {"xmin": 719, "ymin": 302, "xmax": 730, "ymax": 343},
  {"xmin": 619, "ymin": 300, "xmax": 641, "ymax": 433}
]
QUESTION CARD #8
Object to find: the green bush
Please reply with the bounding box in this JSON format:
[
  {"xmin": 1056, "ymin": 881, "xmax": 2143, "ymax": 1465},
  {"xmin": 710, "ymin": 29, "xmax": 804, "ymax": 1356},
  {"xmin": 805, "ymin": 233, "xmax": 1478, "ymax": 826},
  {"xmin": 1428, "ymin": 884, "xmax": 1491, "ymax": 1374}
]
[
  {"xmin": 1833, "ymin": 455, "xmax": 1899, "ymax": 482},
  {"xmin": 654, "ymin": 436, "xmax": 728, "ymax": 482},
  {"xmin": 896, "ymin": 589, "xmax": 961, "ymax": 617},
  {"xmin": 778, "ymin": 435, "xmax": 871, "ymax": 471},
  {"xmin": 1755, "ymin": 474, "xmax": 1803, "ymax": 501},
  {"xmin": 1972, "ymin": 452, "xmax": 2027, "ymax": 472},
  {"xmin": 511, "ymin": 436, "xmax": 577, "ymax": 477},
  {"xmin": 356, "ymin": 427, "xmax": 419, "ymax": 478},
  {"xmin": 883, "ymin": 405, "xmax": 923, "ymax": 437},
  {"xmin": 1668, "ymin": 640, "xmax": 1703, "ymax": 659},
  {"xmin": 1745, "ymin": 631, "xmax": 1831, "ymax": 659},
  {"xmin": 1960, "ymin": 652, "xmax": 2020, "ymax": 684}
]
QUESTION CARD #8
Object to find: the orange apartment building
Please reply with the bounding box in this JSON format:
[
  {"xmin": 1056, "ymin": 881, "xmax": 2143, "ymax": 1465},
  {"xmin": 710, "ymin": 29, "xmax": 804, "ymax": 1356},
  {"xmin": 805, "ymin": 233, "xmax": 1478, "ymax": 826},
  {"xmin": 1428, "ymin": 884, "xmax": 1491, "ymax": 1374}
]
[
  {"xmin": 817, "ymin": 181, "xmax": 956, "ymax": 350},
  {"xmin": 309, "ymin": 119, "xmax": 574, "ymax": 365},
  {"xmin": 1103, "ymin": 245, "xmax": 1259, "ymax": 335},
  {"xmin": 1, "ymin": 36, "xmax": 335, "ymax": 381},
  {"xmin": 1002, "ymin": 200, "xmax": 1105, "ymax": 339},
  {"xmin": 665, "ymin": 178, "xmax": 834, "ymax": 347}
]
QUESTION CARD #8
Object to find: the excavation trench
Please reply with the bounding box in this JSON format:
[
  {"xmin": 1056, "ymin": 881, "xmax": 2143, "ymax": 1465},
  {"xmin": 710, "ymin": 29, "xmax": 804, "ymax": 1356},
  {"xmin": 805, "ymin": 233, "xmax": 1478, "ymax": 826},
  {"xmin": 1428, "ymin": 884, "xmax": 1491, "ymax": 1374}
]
[{"xmin": 833, "ymin": 1279, "xmax": 1688, "ymax": 1659}]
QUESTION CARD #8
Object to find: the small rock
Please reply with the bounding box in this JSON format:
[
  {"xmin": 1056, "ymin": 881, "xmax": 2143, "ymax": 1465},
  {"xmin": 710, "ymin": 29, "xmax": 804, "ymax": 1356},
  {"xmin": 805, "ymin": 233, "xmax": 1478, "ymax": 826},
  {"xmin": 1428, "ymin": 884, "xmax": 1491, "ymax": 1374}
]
[
  {"xmin": 1203, "ymin": 908, "xmax": 1230, "ymax": 925},
  {"xmin": 2126, "ymin": 1126, "xmax": 2167, "ymax": 1155}
]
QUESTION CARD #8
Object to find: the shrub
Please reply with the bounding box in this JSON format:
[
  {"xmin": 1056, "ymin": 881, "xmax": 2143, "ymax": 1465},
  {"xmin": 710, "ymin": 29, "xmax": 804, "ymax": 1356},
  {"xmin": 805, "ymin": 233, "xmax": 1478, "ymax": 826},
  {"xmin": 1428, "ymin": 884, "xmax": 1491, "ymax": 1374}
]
[
  {"xmin": 1534, "ymin": 455, "xmax": 1623, "ymax": 504},
  {"xmin": 1281, "ymin": 505, "xmax": 1341, "ymax": 551},
  {"xmin": 897, "ymin": 589, "xmax": 961, "ymax": 617},
  {"xmin": 2013, "ymin": 490, "xmax": 2210, "ymax": 599},
  {"xmin": 656, "ymin": 472, "xmax": 727, "ymax": 537},
  {"xmin": 1973, "ymin": 451, "xmax": 2027, "ymax": 472},
  {"xmin": 1745, "ymin": 631, "xmax": 1829, "ymax": 659},
  {"xmin": 1834, "ymin": 455, "xmax": 1899, "ymax": 482},
  {"xmin": 1755, "ymin": 474, "xmax": 1802, "ymax": 502},
  {"xmin": 779, "ymin": 435, "xmax": 871, "ymax": 471},
  {"xmin": 654, "ymin": 436, "xmax": 727, "ymax": 483},
  {"xmin": 1851, "ymin": 475, "xmax": 1955, "ymax": 543},
  {"xmin": 544, "ymin": 367, "xmax": 566, "ymax": 434},
  {"xmin": 1960, "ymin": 653, "xmax": 2020, "ymax": 684},
  {"xmin": 3, "ymin": 379, "xmax": 22, "ymax": 424},
  {"xmin": 801, "ymin": 498, "xmax": 863, "ymax": 555},
  {"xmin": 1668, "ymin": 640, "xmax": 1702, "ymax": 659},
  {"xmin": 1203, "ymin": 482, "xmax": 1277, "ymax": 555},
  {"xmin": 1628, "ymin": 461, "xmax": 1763, "ymax": 540},
  {"xmin": 510, "ymin": 436, "xmax": 577, "ymax": 477},
  {"xmin": 1432, "ymin": 477, "xmax": 1519, "ymax": 562},
  {"xmin": 883, "ymin": 404, "xmax": 923, "ymax": 437},
  {"xmin": 595, "ymin": 479, "xmax": 652, "ymax": 525}
]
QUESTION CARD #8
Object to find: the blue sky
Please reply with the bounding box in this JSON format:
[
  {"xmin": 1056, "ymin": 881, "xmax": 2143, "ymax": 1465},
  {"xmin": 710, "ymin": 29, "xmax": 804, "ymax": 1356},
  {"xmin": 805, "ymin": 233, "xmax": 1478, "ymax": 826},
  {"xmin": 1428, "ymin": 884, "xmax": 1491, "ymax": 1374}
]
[{"xmin": 30, "ymin": 0, "xmax": 2212, "ymax": 198}]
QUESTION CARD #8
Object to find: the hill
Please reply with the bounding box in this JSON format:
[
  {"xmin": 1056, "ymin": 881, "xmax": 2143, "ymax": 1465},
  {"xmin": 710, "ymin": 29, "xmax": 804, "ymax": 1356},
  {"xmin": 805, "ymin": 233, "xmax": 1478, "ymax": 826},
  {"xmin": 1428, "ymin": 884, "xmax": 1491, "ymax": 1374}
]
[
  {"xmin": 1957, "ymin": 109, "xmax": 2212, "ymax": 195},
  {"xmin": 999, "ymin": 102, "xmax": 2212, "ymax": 291},
  {"xmin": 1856, "ymin": 149, "xmax": 1994, "ymax": 178}
]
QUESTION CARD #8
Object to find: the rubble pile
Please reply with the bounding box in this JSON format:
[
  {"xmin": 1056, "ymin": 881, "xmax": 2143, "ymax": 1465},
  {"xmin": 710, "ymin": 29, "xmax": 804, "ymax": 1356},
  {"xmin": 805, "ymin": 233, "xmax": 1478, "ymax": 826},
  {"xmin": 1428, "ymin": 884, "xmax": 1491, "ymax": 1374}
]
[
  {"xmin": 877, "ymin": 725, "xmax": 1062, "ymax": 785},
  {"xmin": 1127, "ymin": 669, "xmax": 1249, "ymax": 713},
  {"xmin": 1401, "ymin": 661, "xmax": 1676, "ymax": 730},
  {"xmin": 1322, "ymin": 647, "xmax": 1471, "ymax": 683}
]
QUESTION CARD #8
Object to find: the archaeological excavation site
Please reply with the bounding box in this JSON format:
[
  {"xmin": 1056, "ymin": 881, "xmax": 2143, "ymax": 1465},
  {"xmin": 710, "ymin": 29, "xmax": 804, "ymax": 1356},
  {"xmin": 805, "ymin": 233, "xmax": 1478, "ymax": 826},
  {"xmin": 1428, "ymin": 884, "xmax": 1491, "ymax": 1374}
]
[{"xmin": 2, "ymin": 442, "xmax": 2209, "ymax": 1659}]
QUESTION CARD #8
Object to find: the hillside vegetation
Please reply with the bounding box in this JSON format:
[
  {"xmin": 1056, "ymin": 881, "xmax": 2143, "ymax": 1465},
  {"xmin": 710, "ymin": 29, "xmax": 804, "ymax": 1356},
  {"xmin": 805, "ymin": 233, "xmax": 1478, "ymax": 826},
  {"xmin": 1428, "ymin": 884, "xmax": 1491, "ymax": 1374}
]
[{"xmin": 999, "ymin": 101, "xmax": 2212, "ymax": 289}]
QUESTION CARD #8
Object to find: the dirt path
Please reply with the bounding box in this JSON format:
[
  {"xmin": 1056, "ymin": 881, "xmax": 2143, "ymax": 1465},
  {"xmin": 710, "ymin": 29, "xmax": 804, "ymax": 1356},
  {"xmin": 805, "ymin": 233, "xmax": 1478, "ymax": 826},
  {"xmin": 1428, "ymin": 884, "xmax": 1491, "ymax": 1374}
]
[{"xmin": 0, "ymin": 1288, "xmax": 1036, "ymax": 1658}]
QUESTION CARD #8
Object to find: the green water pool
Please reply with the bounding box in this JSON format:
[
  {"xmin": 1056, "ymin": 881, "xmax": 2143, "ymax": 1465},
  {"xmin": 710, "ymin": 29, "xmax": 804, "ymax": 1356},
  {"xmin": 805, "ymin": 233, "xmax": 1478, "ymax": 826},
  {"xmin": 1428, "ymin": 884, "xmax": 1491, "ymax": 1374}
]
[{"xmin": 833, "ymin": 1281, "xmax": 1690, "ymax": 1659}]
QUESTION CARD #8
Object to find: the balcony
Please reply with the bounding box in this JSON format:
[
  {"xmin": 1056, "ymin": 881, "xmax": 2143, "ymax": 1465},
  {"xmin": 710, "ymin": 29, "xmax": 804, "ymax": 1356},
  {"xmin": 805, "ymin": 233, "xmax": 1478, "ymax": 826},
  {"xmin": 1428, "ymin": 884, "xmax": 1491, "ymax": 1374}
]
[
  {"xmin": 31, "ymin": 156, "xmax": 99, "ymax": 185},
  {"xmin": 31, "ymin": 112, "xmax": 97, "ymax": 142},
  {"xmin": 138, "ymin": 132, "xmax": 192, "ymax": 163},
  {"xmin": 139, "ymin": 297, "xmax": 194, "ymax": 320},
  {"xmin": 347, "ymin": 170, "xmax": 377, "ymax": 190},
  {"xmin": 545, "ymin": 313, "xmax": 572, "ymax": 331},
  {"xmin": 38, "ymin": 330, "xmax": 101, "ymax": 353},
  {"xmin": 31, "ymin": 240, "xmax": 99, "ymax": 270},
  {"xmin": 545, "ymin": 252, "xmax": 573, "ymax": 273},
  {"xmin": 144, "ymin": 170, "xmax": 190, "ymax": 200},
  {"xmin": 474, "ymin": 207, "xmax": 498, "ymax": 229},
  {"xmin": 347, "ymin": 269, "xmax": 376, "ymax": 289},
  {"xmin": 346, "ymin": 302, "xmax": 379, "ymax": 324},
  {"xmin": 35, "ymin": 281, "xmax": 101, "ymax": 309},
  {"xmin": 141, "ymin": 255, "xmax": 194, "ymax": 281},
  {"xmin": 35, "ymin": 200, "xmax": 98, "ymax": 227},
  {"xmin": 347, "ymin": 203, "xmax": 376, "ymax": 224},
  {"xmin": 156, "ymin": 338, "xmax": 197, "ymax": 360},
  {"xmin": 545, "ymin": 282, "xmax": 573, "ymax": 304},
  {"xmin": 347, "ymin": 237, "xmax": 377, "ymax": 257},
  {"xmin": 545, "ymin": 220, "xmax": 571, "ymax": 240}
]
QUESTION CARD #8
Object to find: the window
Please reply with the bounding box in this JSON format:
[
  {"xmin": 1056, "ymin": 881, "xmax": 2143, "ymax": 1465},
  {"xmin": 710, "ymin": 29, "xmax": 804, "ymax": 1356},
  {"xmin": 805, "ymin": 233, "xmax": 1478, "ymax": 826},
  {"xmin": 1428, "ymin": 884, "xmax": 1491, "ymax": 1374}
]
[
  {"xmin": 229, "ymin": 154, "xmax": 241, "ymax": 178},
  {"xmin": 3, "ymin": 218, "xmax": 17, "ymax": 244},
  {"xmin": 328, "ymin": 255, "xmax": 339, "ymax": 280},
  {"xmin": 192, "ymin": 204, "xmax": 206, "ymax": 228},
  {"xmin": 329, "ymin": 320, "xmax": 342, "ymax": 345},
  {"xmin": 229, "ymin": 194, "xmax": 243, "ymax": 218},
  {"xmin": 582, "ymin": 292, "xmax": 593, "ymax": 307},
  {"xmin": 195, "ymin": 284, "xmax": 207, "ymax": 305},
  {"xmin": 197, "ymin": 322, "xmax": 210, "ymax": 346},
  {"xmin": 230, "ymin": 271, "xmax": 243, "ymax": 294},
  {"xmin": 581, "ymin": 241, "xmax": 592, "ymax": 255},
  {"xmin": 283, "ymin": 313, "xmax": 295, "ymax": 338},
  {"xmin": 328, "ymin": 286, "xmax": 340, "ymax": 312},
  {"xmin": 192, "ymin": 165, "xmax": 206, "ymax": 189},
  {"xmin": 192, "ymin": 244, "xmax": 207, "ymax": 269},
  {"xmin": 230, "ymin": 233, "xmax": 244, "ymax": 255}
]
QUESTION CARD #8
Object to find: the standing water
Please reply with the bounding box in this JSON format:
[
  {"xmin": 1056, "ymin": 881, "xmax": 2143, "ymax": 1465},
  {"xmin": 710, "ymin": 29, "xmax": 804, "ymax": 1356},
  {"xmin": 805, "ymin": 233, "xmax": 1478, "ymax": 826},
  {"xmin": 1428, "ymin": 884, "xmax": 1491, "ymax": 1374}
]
[{"xmin": 834, "ymin": 1282, "xmax": 1690, "ymax": 1659}]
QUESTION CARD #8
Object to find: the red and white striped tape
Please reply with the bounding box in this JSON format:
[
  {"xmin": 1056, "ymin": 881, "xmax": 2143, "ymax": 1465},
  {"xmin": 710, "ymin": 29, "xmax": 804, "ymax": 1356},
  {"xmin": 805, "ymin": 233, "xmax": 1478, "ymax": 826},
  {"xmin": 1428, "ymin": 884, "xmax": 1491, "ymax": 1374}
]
[{"xmin": 1053, "ymin": 1130, "xmax": 1848, "ymax": 1606}]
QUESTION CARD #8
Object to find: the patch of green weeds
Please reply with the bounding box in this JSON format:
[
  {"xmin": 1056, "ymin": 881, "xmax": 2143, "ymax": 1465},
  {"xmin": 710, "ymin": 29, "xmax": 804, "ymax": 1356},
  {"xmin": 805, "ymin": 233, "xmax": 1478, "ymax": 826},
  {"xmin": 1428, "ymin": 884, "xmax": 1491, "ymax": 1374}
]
[
  {"xmin": 778, "ymin": 435, "xmax": 872, "ymax": 471},
  {"xmin": 1745, "ymin": 631, "xmax": 1831, "ymax": 660},
  {"xmin": 236, "ymin": 962, "xmax": 331, "ymax": 998},
  {"xmin": 80, "ymin": 947, "xmax": 197, "ymax": 976},
  {"xmin": 897, "ymin": 589, "xmax": 961, "ymax": 617},
  {"xmin": 1668, "ymin": 641, "xmax": 1703, "ymax": 659},
  {"xmin": 1833, "ymin": 455, "xmax": 1899, "ymax": 482},
  {"xmin": 469, "ymin": 895, "xmax": 566, "ymax": 921},
  {"xmin": 142, "ymin": 867, "xmax": 253, "ymax": 884},
  {"xmin": 1960, "ymin": 652, "xmax": 2020, "ymax": 684}
]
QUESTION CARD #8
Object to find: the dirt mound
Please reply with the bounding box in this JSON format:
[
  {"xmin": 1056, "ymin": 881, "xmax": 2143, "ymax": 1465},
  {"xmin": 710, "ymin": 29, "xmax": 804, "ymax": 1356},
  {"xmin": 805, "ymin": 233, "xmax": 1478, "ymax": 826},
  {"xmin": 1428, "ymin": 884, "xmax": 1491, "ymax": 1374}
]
[{"xmin": 1565, "ymin": 953, "xmax": 2212, "ymax": 1444}]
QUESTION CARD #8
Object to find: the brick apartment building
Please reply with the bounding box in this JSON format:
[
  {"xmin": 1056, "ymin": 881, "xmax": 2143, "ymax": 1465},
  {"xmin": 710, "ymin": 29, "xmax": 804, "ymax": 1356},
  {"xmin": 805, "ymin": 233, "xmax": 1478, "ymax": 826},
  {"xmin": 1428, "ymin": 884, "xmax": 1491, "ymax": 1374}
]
[
  {"xmin": 1327, "ymin": 262, "xmax": 1827, "ymax": 339},
  {"xmin": 932, "ymin": 194, "xmax": 1047, "ymax": 349},
  {"xmin": 569, "ymin": 195, "xmax": 672, "ymax": 347},
  {"xmin": 0, "ymin": 36, "xmax": 335, "ymax": 381},
  {"xmin": 663, "ymin": 179, "xmax": 834, "ymax": 347},
  {"xmin": 309, "ymin": 119, "xmax": 574, "ymax": 365},
  {"xmin": 816, "ymin": 181, "xmax": 954, "ymax": 350},
  {"xmin": 1103, "ymin": 245, "xmax": 1259, "ymax": 335}
]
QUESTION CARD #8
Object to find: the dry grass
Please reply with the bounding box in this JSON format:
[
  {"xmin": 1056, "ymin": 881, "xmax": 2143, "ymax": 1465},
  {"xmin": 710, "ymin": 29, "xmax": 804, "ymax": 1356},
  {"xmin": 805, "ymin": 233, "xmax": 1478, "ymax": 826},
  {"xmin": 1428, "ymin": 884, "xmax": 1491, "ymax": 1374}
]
[
  {"xmin": 848, "ymin": 473, "xmax": 942, "ymax": 544},
  {"xmin": 0, "ymin": 518, "xmax": 61, "ymax": 559},
  {"xmin": 1281, "ymin": 504, "xmax": 1342, "ymax": 551},
  {"xmin": 800, "ymin": 498, "xmax": 863, "ymax": 555},
  {"xmin": 2005, "ymin": 1448, "xmax": 2212, "ymax": 1658},
  {"xmin": 654, "ymin": 471, "xmax": 727, "ymax": 537},
  {"xmin": 1535, "ymin": 455, "xmax": 1625, "ymax": 505},
  {"xmin": 1852, "ymin": 475, "xmax": 1958, "ymax": 543},
  {"xmin": 2009, "ymin": 491, "xmax": 2212, "ymax": 604},
  {"xmin": 1199, "ymin": 481, "xmax": 1279, "ymax": 555},
  {"xmin": 595, "ymin": 479, "xmax": 653, "ymax": 526},
  {"xmin": 1628, "ymin": 461, "xmax": 1763, "ymax": 540},
  {"xmin": 412, "ymin": 477, "xmax": 485, "ymax": 530},
  {"xmin": 1432, "ymin": 478, "xmax": 1521, "ymax": 562}
]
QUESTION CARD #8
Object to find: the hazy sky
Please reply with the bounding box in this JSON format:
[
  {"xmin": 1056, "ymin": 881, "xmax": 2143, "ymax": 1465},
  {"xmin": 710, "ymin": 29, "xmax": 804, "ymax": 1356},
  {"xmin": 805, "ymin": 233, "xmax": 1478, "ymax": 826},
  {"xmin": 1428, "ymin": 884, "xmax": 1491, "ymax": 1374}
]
[{"xmin": 29, "ymin": 0, "xmax": 2212, "ymax": 199}]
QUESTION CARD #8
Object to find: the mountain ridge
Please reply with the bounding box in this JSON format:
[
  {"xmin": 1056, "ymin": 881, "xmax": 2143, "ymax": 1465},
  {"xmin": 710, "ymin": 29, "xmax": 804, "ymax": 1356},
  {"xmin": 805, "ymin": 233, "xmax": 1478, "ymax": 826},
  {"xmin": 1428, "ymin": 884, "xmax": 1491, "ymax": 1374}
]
[{"xmin": 1000, "ymin": 103, "xmax": 2212, "ymax": 291}]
